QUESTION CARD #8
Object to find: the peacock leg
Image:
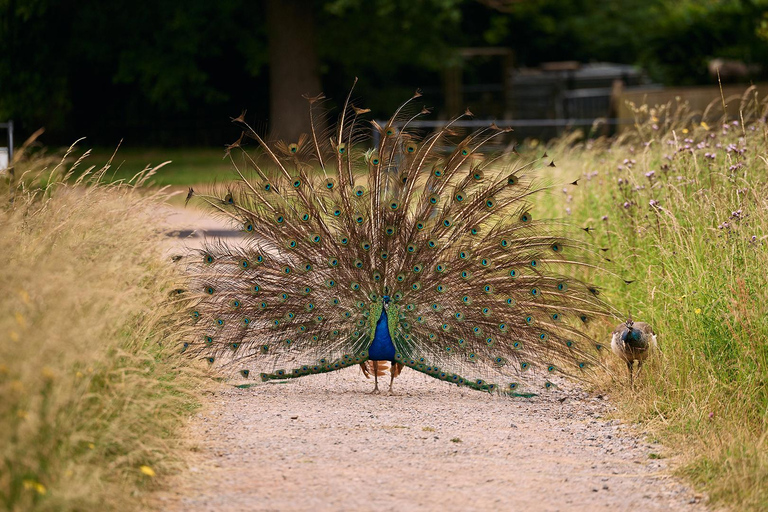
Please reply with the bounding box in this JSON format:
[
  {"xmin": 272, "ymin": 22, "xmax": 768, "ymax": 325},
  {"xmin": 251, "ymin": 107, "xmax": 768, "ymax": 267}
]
[
  {"xmin": 627, "ymin": 360, "xmax": 634, "ymax": 387},
  {"xmin": 387, "ymin": 370, "xmax": 396, "ymax": 395},
  {"xmin": 370, "ymin": 360, "xmax": 380, "ymax": 394}
]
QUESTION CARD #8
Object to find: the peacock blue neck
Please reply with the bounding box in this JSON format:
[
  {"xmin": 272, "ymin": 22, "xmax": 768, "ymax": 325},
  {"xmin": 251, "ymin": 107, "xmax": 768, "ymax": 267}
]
[
  {"xmin": 623, "ymin": 327, "xmax": 641, "ymax": 343},
  {"xmin": 368, "ymin": 309, "xmax": 396, "ymax": 361}
]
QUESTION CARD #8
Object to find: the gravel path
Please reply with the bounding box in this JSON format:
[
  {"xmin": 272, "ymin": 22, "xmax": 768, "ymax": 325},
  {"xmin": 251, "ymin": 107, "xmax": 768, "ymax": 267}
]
[{"xmin": 153, "ymin": 368, "xmax": 707, "ymax": 512}]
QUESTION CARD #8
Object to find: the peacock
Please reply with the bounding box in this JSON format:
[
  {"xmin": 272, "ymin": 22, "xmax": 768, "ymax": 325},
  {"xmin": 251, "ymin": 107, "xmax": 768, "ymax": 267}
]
[
  {"xmin": 179, "ymin": 81, "xmax": 613, "ymax": 396},
  {"xmin": 610, "ymin": 317, "xmax": 656, "ymax": 386}
]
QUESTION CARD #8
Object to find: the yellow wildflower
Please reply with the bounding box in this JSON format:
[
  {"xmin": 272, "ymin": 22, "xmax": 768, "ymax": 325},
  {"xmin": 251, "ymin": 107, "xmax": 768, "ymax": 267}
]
[
  {"xmin": 682, "ymin": 128, "xmax": 688, "ymax": 134},
  {"xmin": 140, "ymin": 465, "xmax": 156, "ymax": 477},
  {"xmin": 88, "ymin": 443, "xmax": 95, "ymax": 450},
  {"xmin": 701, "ymin": 121, "xmax": 709, "ymax": 130},
  {"xmin": 76, "ymin": 371, "xmax": 84, "ymax": 379},
  {"xmin": 695, "ymin": 308, "xmax": 702, "ymax": 315},
  {"xmin": 22, "ymin": 481, "xmax": 47, "ymax": 494}
]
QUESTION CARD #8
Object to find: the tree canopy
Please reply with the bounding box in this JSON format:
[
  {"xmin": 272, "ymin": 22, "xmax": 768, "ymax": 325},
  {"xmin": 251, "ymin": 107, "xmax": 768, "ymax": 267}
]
[{"xmin": 1, "ymin": 0, "xmax": 766, "ymax": 145}]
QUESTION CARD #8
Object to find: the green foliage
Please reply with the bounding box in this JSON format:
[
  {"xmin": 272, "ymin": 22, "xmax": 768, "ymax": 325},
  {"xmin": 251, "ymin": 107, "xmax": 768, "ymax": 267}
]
[
  {"xmin": 2, "ymin": 0, "xmax": 767, "ymax": 143},
  {"xmin": 479, "ymin": 0, "xmax": 768, "ymax": 84},
  {"xmin": 546, "ymin": 88, "xmax": 768, "ymax": 510},
  {"xmin": 0, "ymin": 148, "xmax": 201, "ymax": 510}
]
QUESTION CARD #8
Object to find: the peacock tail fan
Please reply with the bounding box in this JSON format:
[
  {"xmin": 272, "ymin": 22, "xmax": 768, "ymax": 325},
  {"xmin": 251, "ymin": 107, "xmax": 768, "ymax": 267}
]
[{"xmin": 179, "ymin": 81, "xmax": 614, "ymax": 396}]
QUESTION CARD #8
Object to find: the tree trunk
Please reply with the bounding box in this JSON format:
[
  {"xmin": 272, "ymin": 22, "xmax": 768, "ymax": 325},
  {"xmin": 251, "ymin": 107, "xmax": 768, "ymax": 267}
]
[{"xmin": 265, "ymin": 0, "xmax": 322, "ymax": 141}]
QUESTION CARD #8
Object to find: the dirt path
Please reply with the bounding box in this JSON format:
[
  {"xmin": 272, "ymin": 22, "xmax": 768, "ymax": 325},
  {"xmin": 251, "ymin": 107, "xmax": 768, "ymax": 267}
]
[{"xmin": 153, "ymin": 369, "xmax": 706, "ymax": 512}]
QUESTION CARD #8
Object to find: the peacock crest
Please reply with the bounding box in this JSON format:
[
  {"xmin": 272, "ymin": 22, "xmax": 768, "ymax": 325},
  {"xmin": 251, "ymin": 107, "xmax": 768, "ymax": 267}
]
[{"xmin": 179, "ymin": 81, "xmax": 612, "ymax": 395}]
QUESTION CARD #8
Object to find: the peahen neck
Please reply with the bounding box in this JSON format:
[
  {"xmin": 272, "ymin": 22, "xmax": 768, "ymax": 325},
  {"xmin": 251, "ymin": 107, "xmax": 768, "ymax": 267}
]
[{"xmin": 368, "ymin": 309, "xmax": 396, "ymax": 362}]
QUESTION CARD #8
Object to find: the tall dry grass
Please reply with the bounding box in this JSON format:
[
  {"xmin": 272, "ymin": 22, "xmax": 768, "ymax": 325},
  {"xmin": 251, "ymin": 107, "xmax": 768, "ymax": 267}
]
[
  {"xmin": 0, "ymin": 141, "xmax": 199, "ymax": 511},
  {"xmin": 545, "ymin": 87, "xmax": 768, "ymax": 510}
]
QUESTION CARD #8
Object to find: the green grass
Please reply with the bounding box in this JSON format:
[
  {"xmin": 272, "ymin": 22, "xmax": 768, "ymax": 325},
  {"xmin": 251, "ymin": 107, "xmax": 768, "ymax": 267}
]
[
  {"xmin": 544, "ymin": 88, "xmax": 768, "ymax": 510},
  {"xmin": 0, "ymin": 146, "xmax": 202, "ymax": 511},
  {"xmin": 87, "ymin": 146, "xmax": 234, "ymax": 186}
]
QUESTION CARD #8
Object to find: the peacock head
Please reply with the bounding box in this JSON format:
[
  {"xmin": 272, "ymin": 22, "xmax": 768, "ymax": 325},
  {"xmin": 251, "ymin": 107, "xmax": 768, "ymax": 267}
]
[{"xmin": 382, "ymin": 295, "xmax": 391, "ymax": 308}]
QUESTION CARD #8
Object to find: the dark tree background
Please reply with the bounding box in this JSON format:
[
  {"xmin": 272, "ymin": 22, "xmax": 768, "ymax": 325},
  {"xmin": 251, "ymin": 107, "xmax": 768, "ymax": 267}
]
[{"xmin": 1, "ymin": 0, "xmax": 767, "ymax": 146}]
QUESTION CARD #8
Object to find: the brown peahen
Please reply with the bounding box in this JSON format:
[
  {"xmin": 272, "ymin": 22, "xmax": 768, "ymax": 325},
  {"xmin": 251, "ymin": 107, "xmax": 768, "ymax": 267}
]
[
  {"xmin": 180, "ymin": 82, "xmax": 612, "ymax": 396},
  {"xmin": 611, "ymin": 316, "xmax": 656, "ymax": 386}
]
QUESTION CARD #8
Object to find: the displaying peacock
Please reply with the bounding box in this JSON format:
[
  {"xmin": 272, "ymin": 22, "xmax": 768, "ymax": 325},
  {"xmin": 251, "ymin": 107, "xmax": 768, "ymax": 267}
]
[{"xmin": 180, "ymin": 82, "xmax": 613, "ymax": 396}]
